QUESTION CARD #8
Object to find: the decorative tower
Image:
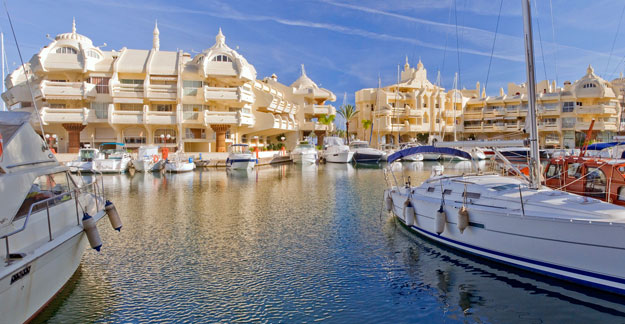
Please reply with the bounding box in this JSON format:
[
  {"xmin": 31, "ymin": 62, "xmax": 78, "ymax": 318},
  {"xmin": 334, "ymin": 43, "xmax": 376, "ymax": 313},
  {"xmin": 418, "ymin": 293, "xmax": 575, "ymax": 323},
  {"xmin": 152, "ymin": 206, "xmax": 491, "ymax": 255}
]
[
  {"xmin": 301, "ymin": 64, "xmax": 306, "ymax": 77},
  {"xmin": 153, "ymin": 20, "xmax": 160, "ymax": 51},
  {"xmin": 215, "ymin": 28, "xmax": 225, "ymax": 47},
  {"xmin": 72, "ymin": 17, "xmax": 76, "ymax": 34}
]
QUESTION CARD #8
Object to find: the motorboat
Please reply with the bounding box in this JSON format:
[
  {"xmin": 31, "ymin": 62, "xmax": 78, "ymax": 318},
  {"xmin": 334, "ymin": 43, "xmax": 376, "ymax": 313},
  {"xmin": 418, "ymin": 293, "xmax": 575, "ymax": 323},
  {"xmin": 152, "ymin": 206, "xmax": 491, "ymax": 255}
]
[
  {"xmin": 470, "ymin": 147, "xmax": 487, "ymax": 160},
  {"xmin": 379, "ymin": 143, "xmax": 396, "ymax": 161},
  {"xmin": 398, "ymin": 143, "xmax": 424, "ymax": 162},
  {"xmin": 92, "ymin": 143, "xmax": 131, "ymax": 173},
  {"xmin": 165, "ymin": 151, "xmax": 195, "ymax": 173},
  {"xmin": 131, "ymin": 146, "xmax": 164, "ymax": 172},
  {"xmin": 0, "ymin": 111, "xmax": 121, "ymax": 323},
  {"xmin": 349, "ymin": 140, "xmax": 385, "ymax": 163},
  {"xmin": 226, "ymin": 144, "xmax": 256, "ymax": 169},
  {"xmin": 66, "ymin": 147, "xmax": 103, "ymax": 173},
  {"xmin": 291, "ymin": 141, "xmax": 318, "ymax": 164},
  {"xmin": 382, "ymin": 0, "xmax": 625, "ymax": 296},
  {"xmin": 322, "ymin": 137, "xmax": 353, "ymax": 163}
]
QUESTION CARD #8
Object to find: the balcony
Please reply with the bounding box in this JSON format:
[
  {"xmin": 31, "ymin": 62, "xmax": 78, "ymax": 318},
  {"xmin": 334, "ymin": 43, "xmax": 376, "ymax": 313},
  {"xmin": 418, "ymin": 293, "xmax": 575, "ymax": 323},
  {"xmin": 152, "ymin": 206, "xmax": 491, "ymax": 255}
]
[
  {"xmin": 301, "ymin": 121, "xmax": 329, "ymax": 131},
  {"xmin": 464, "ymin": 123, "xmax": 483, "ymax": 131},
  {"xmin": 203, "ymin": 111, "xmax": 239, "ymax": 125},
  {"xmin": 575, "ymin": 121, "xmax": 592, "ymax": 131},
  {"xmin": 148, "ymin": 84, "xmax": 177, "ymax": 101},
  {"xmin": 537, "ymin": 106, "xmax": 560, "ymax": 116},
  {"xmin": 493, "ymin": 108, "xmax": 506, "ymax": 116},
  {"xmin": 505, "ymin": 123, "xmax": 521, "ymax": 131},
  {"xmin": 303, "ymin": 104, "xmax": 336, "ymax": 116},
  {"xmin": 38, "ymin": 81, "xmax": 96, "ymax": 100},
  {"xmin": 538, "ymin": 120, "xmax": 560, "ymax": 131},
  {"xmin": 112, "ymin": 83, "xmax": 144, "ymax": 99},
  {"xmin": 442, "ymin": 110, "xmax": 461, "ymax": 118},
  {"xmin": 575, "ymin": 104, "xmax": 618, "ymax": 115},
  {"xmin": 147, "ymin": 111, "xmax": 176, "ymax": 124},
  {"xmin": 273, "ymin": 116, "xmax": 296, "ymax": 130},
  {"xmin": 40, "ymin": 107, "xmax": 88, "ymax": 124},
  {"xmin": 111, "ymin": 110, "xmax": 143, "ymax": 124},
  {"xmin": 594, "ymin": 121, "xmax": 618, "ymax": 131},
  {"xmin": 464, "ymin": 110, "xmax": 482, "ymax": 119},
  {"xmin": 407, "ymin": 109, "xmax": 426, "ymax": 117},
  {"xmin": 203, "ymin": 86, "xmax": 254, "ymax": 104}
]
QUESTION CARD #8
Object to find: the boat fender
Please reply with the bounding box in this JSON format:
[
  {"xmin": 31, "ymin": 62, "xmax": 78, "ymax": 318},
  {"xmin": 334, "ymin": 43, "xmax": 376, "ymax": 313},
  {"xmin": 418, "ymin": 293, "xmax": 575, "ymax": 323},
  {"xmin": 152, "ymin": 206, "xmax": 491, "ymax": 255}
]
[
  {"xmin": 436, "ymin": 206, "xmax": 446, "ymax": 235},
  {"xmin": 385, "ymin": 190, "xmax": 393, "ymax": 212},
  {"xmin": 82, "ymin": 213, "xmax": 102, "ymax": 251},
  {"xmin": 105, "ymin": 200, "xmax": 122, "ymax": 231},
  {"xmin": 153, "ymin": 155, "xmax": 158, "ymax": 163},
  {"xmin": 403, "ymin": 198, "xmax": 415, "ymax": 226},
  {"xmin": 458, "ymin": 206, "xmax": 469, "ymax": 233}
]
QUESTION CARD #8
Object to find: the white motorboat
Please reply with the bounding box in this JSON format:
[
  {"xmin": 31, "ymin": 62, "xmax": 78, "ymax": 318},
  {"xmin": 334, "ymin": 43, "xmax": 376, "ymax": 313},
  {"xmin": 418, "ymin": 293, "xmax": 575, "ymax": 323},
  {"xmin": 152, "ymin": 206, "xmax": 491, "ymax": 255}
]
[
  {"xmin": 66, "ymin": 147, "xmax": 103, "ymax": 173},
  {"xmin": 165, "ymin": 151, "xmax": 195, "ymax": 173},
  {"xmin": 322, "ymin": 137, "xmax": 353, "ymax": 163},
  {"xmin": 0, "ymin": 112, "xmax": 121, "ymax": 323},
  {"xmin": 382, "ymin": 0, "xmax": 625, "ymax": 295},
  {"xmin": 398, "ymin": 143, "xmax": 425, "ymax": 161},
  {"xmin": 349, "ymin": 140, "xmax": 385, "ymax": 163},
  {"xmin": 92, "ymin": 143, "xmax": 132, "ymax": 173},
  {"xmin": 132, "ymin": 146, "xmax": 164, "ymax": 172},
  {"xmin": 226, "ymin": 144, "xmax": 256, "ymax": 169},
  {"xmin": 291, "ymin": 142, "xmax": 318, "ymax": 164}
]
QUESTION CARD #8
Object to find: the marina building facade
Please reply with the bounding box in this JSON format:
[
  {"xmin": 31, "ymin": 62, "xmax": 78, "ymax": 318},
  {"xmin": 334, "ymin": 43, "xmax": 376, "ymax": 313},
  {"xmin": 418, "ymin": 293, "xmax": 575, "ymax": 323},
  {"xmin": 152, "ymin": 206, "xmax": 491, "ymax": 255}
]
[
  {"xmin": 2, "ymin": 21, "xmax": 335, "ymax": 153},
  {"xmin": 355, "ymin": 61, "xmax": 623, "ymax": 149}
]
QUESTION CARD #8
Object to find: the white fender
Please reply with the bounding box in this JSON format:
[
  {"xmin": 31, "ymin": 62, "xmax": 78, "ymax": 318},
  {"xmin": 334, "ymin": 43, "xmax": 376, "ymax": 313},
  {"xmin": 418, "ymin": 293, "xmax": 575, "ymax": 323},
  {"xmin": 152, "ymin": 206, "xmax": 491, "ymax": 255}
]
[
  {"xmin": 82, "ymin": 213, "xmax": 102, "ymax": 251},
  {"xmin": 436, "ymin": 207, "xmax": 446, "ymax": 235},
  {"xmin": 404, "ymin": 205, "xmax": 415, "ymax": 226},
  {"xmin": 385, "ymin": 190, "xmax": 393, "ymax": 212},
  {"xmin": 458, "ymin": 206, "xmax": 469, "ymax": 233},
  {"xmin": 105, "ymin": 200, "xmax": 122, "ymax": 231}
]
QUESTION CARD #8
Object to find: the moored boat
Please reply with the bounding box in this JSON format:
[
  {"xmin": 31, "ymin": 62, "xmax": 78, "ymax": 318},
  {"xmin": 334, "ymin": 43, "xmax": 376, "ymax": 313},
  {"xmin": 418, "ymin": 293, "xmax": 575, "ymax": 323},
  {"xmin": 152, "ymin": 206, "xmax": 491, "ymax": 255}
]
[
  {"xmin": 165, "ymin": 151, "xmax": 195, "ymax": 173},
  {"xmin": 66, "ymin": 147, "xmax": 103, "ymax": 173},
  {"xmin": 132, "ymin": 146, "xmax": 164, "ymax": 172},
  {"xmin": 291, "ymin": 141, "xmax": 318, "ymax": 164},
  {"xmin": 349, "ymin": 140, "xmax": 384, "ymax": 163},
  {"xmin": 92, "ymin": 143, "xmax": 131, "ymax": 173},
  {"xmin": 322, "ymin": 137, "xmax": 353, "ymax": 163},
  {"xmin": 226, "ymin": 144, "xmax": 256, "ymax": 169}
]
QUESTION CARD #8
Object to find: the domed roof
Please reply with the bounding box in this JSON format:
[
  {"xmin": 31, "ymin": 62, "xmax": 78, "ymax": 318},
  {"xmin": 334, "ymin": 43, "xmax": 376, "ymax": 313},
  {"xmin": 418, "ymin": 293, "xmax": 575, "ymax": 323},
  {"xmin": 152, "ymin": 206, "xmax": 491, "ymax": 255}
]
[
  {"xmin": 572, "ymin": 64, "xmax": 616, "ymax": 98},
  {"xmin": 290, "ymin": 65, "xmax": 318, "ymax": 89},
  {"xmin": 54, "ymin": 18, "xmax": 94, "ymax": 48},
  {"xmin": 195, "ymin": 28, "xmax": 256, "ymax": 80},
  {"xmin": 290, "ymin": 64, "xmax": 336, "ymax": 101}
]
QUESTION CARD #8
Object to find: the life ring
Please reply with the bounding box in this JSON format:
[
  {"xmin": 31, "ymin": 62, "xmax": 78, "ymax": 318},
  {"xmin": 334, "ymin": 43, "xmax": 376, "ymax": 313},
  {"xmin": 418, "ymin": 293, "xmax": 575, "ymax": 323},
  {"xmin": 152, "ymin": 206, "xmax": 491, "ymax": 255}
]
[{"xmin": 153, "ymin": 155, "xmax": 159, "ymax": 163}]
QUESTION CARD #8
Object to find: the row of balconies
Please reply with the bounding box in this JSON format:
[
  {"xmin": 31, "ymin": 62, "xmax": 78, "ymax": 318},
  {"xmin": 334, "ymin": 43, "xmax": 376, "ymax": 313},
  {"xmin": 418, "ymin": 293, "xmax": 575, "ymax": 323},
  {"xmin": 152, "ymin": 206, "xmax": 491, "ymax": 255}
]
[
  {"xmin": 109, "ymin": 83, "xmax": 254, "ymax": 104},
  {"xmin": 302, "ymin": 104, "xmax": 336, "ymax": 116}
]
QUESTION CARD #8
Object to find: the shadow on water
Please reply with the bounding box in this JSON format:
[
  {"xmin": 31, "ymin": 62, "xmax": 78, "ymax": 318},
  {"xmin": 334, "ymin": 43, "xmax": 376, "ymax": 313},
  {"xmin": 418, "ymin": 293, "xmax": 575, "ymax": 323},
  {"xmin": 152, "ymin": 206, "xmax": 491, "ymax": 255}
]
[{"xmin": 30, "ymin": 266, "xmax": 84, "ymax": 324}]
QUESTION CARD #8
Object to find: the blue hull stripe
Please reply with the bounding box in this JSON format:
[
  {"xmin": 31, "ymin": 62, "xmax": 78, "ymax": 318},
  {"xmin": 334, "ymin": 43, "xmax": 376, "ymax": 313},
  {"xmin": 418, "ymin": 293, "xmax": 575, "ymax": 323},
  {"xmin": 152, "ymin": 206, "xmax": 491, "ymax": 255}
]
[{"xmin": 399, "ymin": 217, "xmax": 625, "ymax": 294}]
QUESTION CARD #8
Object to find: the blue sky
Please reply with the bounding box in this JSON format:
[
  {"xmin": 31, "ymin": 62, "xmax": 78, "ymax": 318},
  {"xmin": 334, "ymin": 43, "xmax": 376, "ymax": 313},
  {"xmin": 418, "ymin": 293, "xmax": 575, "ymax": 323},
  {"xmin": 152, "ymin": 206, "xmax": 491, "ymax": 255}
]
[{"xmin": 3, "ymin": 0, "xmax": 625, "ymax": 105}]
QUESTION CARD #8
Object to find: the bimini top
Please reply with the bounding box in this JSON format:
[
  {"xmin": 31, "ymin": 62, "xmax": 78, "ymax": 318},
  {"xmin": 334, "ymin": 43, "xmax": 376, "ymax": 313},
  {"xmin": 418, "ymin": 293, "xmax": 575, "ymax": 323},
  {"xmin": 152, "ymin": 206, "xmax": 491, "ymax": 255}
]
[
  {"xmin": 100, "ymin": 142, "xmax": 125, "ymax": 147},
  {"xmin": 586, "ymin": 142, "xmax": 625, "ymax": 151},
  {"xmin": 232, "ymin": 144, "xmax": 249, "ymax": 147},
  {"xmin": 387, "ymin": 146, "xmax": 472, "ymax": 163}
]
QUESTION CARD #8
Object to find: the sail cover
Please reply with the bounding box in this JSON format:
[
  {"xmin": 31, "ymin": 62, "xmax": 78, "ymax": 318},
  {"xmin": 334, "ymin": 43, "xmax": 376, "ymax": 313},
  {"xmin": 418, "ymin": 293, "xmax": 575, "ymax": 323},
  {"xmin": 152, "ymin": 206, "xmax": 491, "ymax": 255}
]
[
  {"xmin": 586, "ymin": 142, "xmax": 625, "ymax": 151},
  {"xmin": 387, "ymin": 145, "xmax": 472, "ymax": 163}
]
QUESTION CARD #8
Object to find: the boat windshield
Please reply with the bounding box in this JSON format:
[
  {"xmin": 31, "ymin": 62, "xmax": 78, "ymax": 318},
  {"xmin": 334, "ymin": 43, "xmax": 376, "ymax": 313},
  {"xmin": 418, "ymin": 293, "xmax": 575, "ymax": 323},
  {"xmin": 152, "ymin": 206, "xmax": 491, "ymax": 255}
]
[
  {"xmin": 297, "ymin": 144, "xmax": 314, "ymax": 149},
  {"xmin": 324, "ymin": 137, "xmax": 345, "ymax": 146},
  {"xmin": 79, "ymin": 149, "xmax": 97, "ymax": 161},
  {"xmin": 229, "ymin": 145, "xmax": 250, "ymax": 154},
  {"xmin": 350, "ymin": 142, "xmax": 369, "ymax": 149},
  {"xmin": 102, "ymin": 149, "xmax": 126, "ymax": 159}
]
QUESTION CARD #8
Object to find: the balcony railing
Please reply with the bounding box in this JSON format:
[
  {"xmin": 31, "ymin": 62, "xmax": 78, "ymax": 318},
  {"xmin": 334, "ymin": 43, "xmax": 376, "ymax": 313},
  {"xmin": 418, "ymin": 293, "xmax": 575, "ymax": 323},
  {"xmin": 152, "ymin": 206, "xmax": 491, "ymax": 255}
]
[
  {"xmin": 38, "ymin": 81, "xmax": 97, "ymax": 100},
  {"xmin": 148, "ymin": 84, "xmax": 177, "ymax": 100},
  {"xmin": 112, "ymin": 83, "xmax": 144, "ymax": 98}
]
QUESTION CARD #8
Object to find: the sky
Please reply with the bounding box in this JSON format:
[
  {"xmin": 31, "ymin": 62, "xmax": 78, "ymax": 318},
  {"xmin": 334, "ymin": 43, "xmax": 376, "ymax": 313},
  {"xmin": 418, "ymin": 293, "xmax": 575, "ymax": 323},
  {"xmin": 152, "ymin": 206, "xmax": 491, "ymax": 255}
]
[{"xmin": 3, "ymin": 0, "xmax": 625, "ymax": 107}]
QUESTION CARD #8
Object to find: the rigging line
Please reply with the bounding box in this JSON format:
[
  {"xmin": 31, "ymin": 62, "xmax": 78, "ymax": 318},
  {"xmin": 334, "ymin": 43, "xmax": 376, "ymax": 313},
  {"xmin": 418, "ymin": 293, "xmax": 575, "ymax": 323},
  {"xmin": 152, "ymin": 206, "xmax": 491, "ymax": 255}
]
[
  {"xmin": 604, "ymin": 2, "xmax": 625, "ymax": 78},
  {"xmin": 3, "ymin": 1, "xmax": 47, "ymax": 147},
  {"xmin": 533, "ymin": 0, "xmax": 548, "ymax": 83},
  {"xmin": 548, "ymin": 0, "xmax": 559, "ymax": 86},
  {"xmin": 440, "ymin": 2, "xmax": 454, "ymax": 86},
  {"xmin": 484, "ymin": 0, "xmax": 504, "ymax": 96},
  {"xmin": 454, "ymin": 0, "xmax": 462, "ymax": 91}
]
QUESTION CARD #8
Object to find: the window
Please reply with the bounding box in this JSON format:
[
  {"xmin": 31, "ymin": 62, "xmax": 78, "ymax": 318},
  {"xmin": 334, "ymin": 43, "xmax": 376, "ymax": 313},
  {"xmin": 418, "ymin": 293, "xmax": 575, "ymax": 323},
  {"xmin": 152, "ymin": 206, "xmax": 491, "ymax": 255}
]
[
  {"xmin": 91, "ymin": 102, "xmax": 109, "ymax": 119},
  {"xmin": 585, "ymin": 167, "xmax": 606, "ymax": 198},
  {"xmin": 211, "ymin": 55, "xmax": 232, "ymax": 62},
  {"xmin": 183, "ymin": 80, "xmax": 203, "ymax": 96},
  {"xmin": 576, "ymin": 102, "xmax": 583, "ymax": 107},
  {"xmin": 49, "ymin": 103, "xmax": 66, "ymax": 108},
  {"xmin": 86, "ymin": 50, "xmax": 100, "ymax": 59},
  {"xmin": 463, "ymin": 192, "xmax": 481, "ymax": 199},
  {"xmin": 185, "ymin": 128, "xmax": 206, "ymax": 139},
  {"xmin": 90, "ymin": 77, "xmax": 110, "ymax": 94},
  {"xmin": 15, "ymin": 172, "xmax": 74, "ymax": 218},
  {"xmin": 582, "ymin": 83, "xmax": 597, "ymax": 89},
  {"xmin": 183, "ymin": 104, "xmax": 205, "ymax": 120},
  {"xmin": 55, "ymin": 47, "xmax": 77, "ymax": 54},
  {"xmin": 618, "ymin": 187, "xmax": 625, "ymax": 202},
  {"xmin": 153, "ymin": 129, "xmax": 176, "ymax": 143},
  {"xmin": 567, "ymin": 163, "xmax": 582, "ymax": 178},
  {"xmin": 120, "ymin": 79, "xmax": 144, "ymax": 85},
  {"xmin": 118, "ymin": 103, "xmax": 143, "ymax": 111},
  {"xmin": 562, "ymin": 102, "xmax": 574, "ymax": 113},
  {"xmin": 546, "ymin": 164, "xmax": 561, "ymax": 179},
  {"xmin": 443, "ymin": 189, "xmax": 452, "ymax": 195},
  {"xmin": 155, "ymin": 104, "xmax": 172, "ymax": 112}
]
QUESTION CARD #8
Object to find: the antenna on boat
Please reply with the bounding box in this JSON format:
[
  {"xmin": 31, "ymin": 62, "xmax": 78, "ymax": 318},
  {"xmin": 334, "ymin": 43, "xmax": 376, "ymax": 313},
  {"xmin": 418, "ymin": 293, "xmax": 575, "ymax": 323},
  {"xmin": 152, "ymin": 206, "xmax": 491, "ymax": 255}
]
[
  {"xmin": 522, "ymin": 0, "xmax": 541, "ymax": 189},
  {"xmin": 3, "ymin": 1, "xmax": 48, "ymax": 146}
]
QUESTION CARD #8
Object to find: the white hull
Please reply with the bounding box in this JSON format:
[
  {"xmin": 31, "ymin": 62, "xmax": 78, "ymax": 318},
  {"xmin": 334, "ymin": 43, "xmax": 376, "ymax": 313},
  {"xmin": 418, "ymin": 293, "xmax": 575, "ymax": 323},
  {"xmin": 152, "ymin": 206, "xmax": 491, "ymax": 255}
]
[
  {"xmin": 227, "ymin": 153, "xmax": 256, "ymax": 169},
  {"xmin": 292, "ymin": 152, "xmax": 317, "ymax": 164},
  {"xmin": 401, "ymin": 154, "xmax": 424, "ymax": 162},
  {"xmin": 66, "ymin": 161, "xmax": 93, "ymax": 173},
  {"xmin": 324, "ymin": 151, "xmax": 354, "ymax": 163},
  {"xmin": 165, "ymin": 162, "xmax": 195, "ymax": 173},
  {"xmin": 421, "ymin": 153, "xmax": 441, "ymax": 161},
  {"xmin": 133, "ymin": 159, "xmax": 164, "ymax": 172},
  {"xmin": 92, "ymin": 158, "xmax": 130, "ymax": 173},
  {"xmin": 387, "ymin": 182, "xmax": 625, "ymax": 294},
  {"xmin": 228, "ymin": 160, "xmax": 256, "ymax": 170}
]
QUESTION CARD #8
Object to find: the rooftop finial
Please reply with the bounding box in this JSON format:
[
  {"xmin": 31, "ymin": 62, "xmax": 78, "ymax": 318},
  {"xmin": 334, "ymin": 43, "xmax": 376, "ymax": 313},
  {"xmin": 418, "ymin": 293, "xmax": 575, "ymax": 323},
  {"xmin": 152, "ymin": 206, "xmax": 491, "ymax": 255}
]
[
  {"xmin": 153, "ymin": 20, "xmax": 160, "ymax": 51},
  {"xmin": 72, "ymin": 17, "xmax": 76, "ymax": 34},
  {"xmin": 216, "ymin": 28, "xmax": 225, "ymax": 46},
  {"xmin": 301, "ymin": 64, "xmax": 306, "ymax": 77},
  {"xmin": 587, "ymin": 64, "xmax": 594, "ymax": 75},
  {"xmin": 417, "ymin": 57, "xmax": 423, "ymax": 70}
]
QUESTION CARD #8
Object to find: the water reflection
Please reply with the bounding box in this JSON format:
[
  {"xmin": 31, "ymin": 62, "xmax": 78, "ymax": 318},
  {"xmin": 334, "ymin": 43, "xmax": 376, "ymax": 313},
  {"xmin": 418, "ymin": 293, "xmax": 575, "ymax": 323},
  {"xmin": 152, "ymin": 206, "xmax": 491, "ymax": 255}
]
[{"xmin": 37, "ymin": 164, "xmax": 625, "ymax": 323}]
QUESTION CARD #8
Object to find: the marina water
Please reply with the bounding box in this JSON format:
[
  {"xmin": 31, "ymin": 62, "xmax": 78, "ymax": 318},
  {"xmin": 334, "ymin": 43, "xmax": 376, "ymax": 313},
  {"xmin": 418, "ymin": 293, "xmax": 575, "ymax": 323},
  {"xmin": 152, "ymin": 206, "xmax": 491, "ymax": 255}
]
[{"xmin": 35, "ymin": 163, "xmax": 625, "ymax": 323}]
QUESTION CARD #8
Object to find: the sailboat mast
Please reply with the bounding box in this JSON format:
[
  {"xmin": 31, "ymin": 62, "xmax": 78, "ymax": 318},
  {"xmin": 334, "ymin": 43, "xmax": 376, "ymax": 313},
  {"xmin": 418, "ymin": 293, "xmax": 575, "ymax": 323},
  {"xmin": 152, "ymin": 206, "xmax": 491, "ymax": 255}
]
[
  {"xmin": 522, "ymin": 0, "xmax": 541, "ymax": 189},
  {"xmin": 1, "ymin": 32, "xmax": 5, "ymax": 111},
  {"xmin": 453, "ymin": 72, "xmax": 458, "ymax": 142}
]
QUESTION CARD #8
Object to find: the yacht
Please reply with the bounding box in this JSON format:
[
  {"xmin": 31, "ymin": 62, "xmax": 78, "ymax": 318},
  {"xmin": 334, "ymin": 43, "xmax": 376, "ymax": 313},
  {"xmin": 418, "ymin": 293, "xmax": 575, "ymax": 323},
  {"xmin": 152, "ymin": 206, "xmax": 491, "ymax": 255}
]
[
  {"xmin": 132, "ymin": 146, "xmax": 164, "ymax": 172},
  {"xmin": 165, "ymin": 151, "xmax": 195, "ymax": 173},
  {"xmin": 382, "ymin": 0, "xmax": 625, "ymax": 295},
  {"xmin": 0, "ymin": 112, "xmax": 120, "ymax": 323},
  {"xmin": 66, "ymin": 147, "xmax": 103, "ymax": 173},
  {"xmin": 291, "ymin": 141, "xmax": 318, "ymax": 164},
  {"xmin": 322, "ymin": 137, "xmax": 353, "ymax": 163},
  {"xmin": 92, "ymin": 143, "xmax": 132, "ymax": 173},
  {"xmin": 226, "ymin": 144, "xmax": 256, "ymax": 169},
  {"xmin": 349, "ymin": 140, "xmax": 385, "ymax": 163}
]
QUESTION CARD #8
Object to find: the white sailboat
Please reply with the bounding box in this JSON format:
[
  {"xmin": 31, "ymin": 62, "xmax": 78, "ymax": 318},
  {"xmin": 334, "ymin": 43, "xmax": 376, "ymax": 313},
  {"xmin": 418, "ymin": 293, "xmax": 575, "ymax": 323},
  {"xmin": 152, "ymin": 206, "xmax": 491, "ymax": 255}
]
[
  {"xmin": 383, "ymin": 0, "xmax": 625, "ymax": 295},
  {"xmin": 0, "ymin": 112, "xmax": 121, "ymax": 323},
  {"xmin": 132, "ymin": 146, "xmax": 164, "ymax": 172},
  {"xmin": 165, "ymin": 150, "xmax": 195, "ymax": 173}
]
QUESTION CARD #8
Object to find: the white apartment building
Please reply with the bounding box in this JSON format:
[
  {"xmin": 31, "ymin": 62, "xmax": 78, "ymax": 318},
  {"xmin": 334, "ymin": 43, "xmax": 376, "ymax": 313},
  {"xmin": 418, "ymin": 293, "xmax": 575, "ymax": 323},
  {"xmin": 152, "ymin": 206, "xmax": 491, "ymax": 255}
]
[{"xmin": 2, "ymin": 20, "xmax": 336, "ymax": 153}]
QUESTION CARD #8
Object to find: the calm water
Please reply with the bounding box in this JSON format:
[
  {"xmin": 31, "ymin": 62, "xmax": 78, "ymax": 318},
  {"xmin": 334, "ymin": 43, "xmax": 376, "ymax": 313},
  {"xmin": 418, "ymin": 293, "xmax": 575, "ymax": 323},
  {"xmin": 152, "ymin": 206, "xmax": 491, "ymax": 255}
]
[{"xmin": 34, "ymin": 162, "xmax": 625, "ymax": 323}]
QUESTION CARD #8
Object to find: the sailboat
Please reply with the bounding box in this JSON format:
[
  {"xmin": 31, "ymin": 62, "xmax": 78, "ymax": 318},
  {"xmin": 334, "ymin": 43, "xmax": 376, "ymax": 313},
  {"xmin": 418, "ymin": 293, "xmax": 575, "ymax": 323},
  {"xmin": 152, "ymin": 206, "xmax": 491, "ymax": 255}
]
[{"xmin": 383, "ymin": 0, "xmax": 625, "ymax": 295}]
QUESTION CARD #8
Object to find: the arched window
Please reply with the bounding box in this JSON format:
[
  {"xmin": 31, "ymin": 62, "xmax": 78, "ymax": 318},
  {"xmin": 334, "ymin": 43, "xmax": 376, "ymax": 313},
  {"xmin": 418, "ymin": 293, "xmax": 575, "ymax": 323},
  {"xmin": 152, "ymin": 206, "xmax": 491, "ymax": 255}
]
[
  {"xmin": 583, "ymin": 83, "xmax": 597, "ymax": 89},
  {"xmin": 56, "ymin": 47, "xmax": 77, "ymax": 54},
  {"xmin": 86, "ymin": 50, "xmax": 100, "ymax": 59},
  {"xmin": 211, "ymin": 55, "xmax": 232, "ymax": 62}
]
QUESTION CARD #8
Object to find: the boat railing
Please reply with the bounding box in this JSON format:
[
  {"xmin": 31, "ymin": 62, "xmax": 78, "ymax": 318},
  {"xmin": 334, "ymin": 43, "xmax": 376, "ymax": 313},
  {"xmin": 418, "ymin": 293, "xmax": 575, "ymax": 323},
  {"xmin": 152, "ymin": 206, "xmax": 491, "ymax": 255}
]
[{"xmin": 2, "ymin": 174, "xmax": 105, "ymax": 262}]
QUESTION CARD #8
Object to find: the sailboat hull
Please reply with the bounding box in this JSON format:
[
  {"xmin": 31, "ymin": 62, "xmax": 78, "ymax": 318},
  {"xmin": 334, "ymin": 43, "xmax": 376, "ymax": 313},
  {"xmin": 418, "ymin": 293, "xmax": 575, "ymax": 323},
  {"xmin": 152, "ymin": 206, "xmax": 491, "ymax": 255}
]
[{"xmin": 388, "ymin": 188, "xmax": 625, "ymax": 295}]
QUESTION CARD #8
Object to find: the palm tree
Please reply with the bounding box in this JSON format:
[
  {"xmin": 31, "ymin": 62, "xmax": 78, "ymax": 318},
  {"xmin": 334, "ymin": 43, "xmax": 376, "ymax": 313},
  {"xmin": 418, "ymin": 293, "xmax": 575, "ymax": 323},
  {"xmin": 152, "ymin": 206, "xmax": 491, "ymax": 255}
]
[
  {"xmin": 337, "ymin": 104, "xmax": 359, "ymax": 144},
  {"xmin": 318, "ymin": 114, "xmax": 335, "ymax": 136},
  {"xmin": 361, "ymin": 119, "xmax": 372, "ymax": 142}
]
